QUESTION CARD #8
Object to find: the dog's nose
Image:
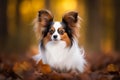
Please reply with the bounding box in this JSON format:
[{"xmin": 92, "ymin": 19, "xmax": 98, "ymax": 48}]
[{"xmin": 53, "ymin": 35, "xmax": 57, "ymax": 39}]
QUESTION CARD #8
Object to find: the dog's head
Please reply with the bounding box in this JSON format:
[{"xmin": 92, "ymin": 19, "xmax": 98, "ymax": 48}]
[{"xmin": 33, "ymin": 9, "xmax": 80, "ymax": 48}]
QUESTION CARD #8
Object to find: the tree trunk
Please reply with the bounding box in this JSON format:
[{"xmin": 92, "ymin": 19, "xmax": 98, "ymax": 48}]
[
  {"xmin": 45, "ymin": 0, "xmax": 50, "ymax": 9},
  {"xmin": 85, "ymin": 0, "xmax": 103, "ymax": 52},
  {"xmin": 114, "ymin": 0, "xmax": 120, "ymax": 52},
  {"xmin": 0, "ymin": 0, "xmax": 8, "ymax": 51}
]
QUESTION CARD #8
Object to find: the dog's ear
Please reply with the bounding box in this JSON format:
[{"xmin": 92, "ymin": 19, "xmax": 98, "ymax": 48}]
[
  {"xmin": 62, "ymin": 11, "xmax": 80, "ymax": 39},
  {"xmin": 62, "ymin": 11, "xmax": 79, "ymax": 27},
  {"xmin": 38, "ymin": 9, "xmax": 53, "ymax": 27},
  {"xmin": 33, "ymin": 10, "xmax": 53, "ymax": 39}
]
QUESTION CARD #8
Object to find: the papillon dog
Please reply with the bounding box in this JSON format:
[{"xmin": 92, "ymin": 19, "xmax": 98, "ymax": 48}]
[{"xmin": 33, "ymin": 10, "xmax": 86, "ymax": 73}]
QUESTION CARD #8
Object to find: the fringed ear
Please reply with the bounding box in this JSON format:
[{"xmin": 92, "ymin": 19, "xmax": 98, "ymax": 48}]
[
  {"xmin": 33, "ymin": 10, "xmax": 53, "ymax": 40},
  {"xmin": 62, "ymin": 11, "xmax": 80, "ymax": 27},
  {"xmin": 62, "ymin": 11, "xmax": 80, "ymax": 39}
]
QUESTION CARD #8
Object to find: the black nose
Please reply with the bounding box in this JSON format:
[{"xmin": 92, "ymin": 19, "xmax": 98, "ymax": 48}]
[{"xmin": 53, "ymin": 35, "xmax": 57, "ymax": 39}]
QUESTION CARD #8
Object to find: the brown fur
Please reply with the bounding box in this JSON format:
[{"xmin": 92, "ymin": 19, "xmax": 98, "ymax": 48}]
[
  {"xmin": 60, "ymin": 33, "xmax": 71, "ymax": 47},
  {"xmin": 62, "ymin": 11, "xmax": 80, "ymax": 40},
  {"xmin": 42, "ymin": 33, "xmax": 51, "ymax": 48},
  {"xmin": 33, "ymin": 10, "xmax": 53, "ymax": 40}
]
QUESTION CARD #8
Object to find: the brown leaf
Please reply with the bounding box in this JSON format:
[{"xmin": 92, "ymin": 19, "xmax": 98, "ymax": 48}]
[
  {"xmin": 13, "ymin": 61, "xmax": 32, "ymax": 75},
  {"xmin": 36, "ymin": 60, "xmax": 52, "ymax": 74},
  {"xmin": 107, "ymin": 64, "xmax": 119, "ymax": 75}
]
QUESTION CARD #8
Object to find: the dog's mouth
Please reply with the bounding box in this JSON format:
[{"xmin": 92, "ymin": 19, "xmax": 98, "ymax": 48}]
[
  {"xmin": 51, "ymin": 37, "xmax": 62, "ymax": 41},
  {"xmin": 53, "ymin": 39, "xmax": 60, "ymax": 41},
  {"xmin": 53, "ymin": 38, "xmax": 63, "ymax": 41}
]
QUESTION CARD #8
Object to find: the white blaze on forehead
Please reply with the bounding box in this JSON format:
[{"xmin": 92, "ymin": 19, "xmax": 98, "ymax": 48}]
[
  {"xmin": 53, "ymin": 22, "xmax": 62, "ymax": 29},
  {"xmin": 51, "ymin": 22, "xmax": 62, "ymax": 40}
]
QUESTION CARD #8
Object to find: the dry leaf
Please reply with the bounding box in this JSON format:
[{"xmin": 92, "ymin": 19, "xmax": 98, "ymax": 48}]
[
  {"xmin": 107, "ymin": 64, "xmax": 119, "ymax": 75},
  {"xmin": 36, "ymin": 60, "xmax": 52, "ymax": 74},
  {"xmin": 13, "ymin": 61, "xmax": 31, "ymax": 75}
]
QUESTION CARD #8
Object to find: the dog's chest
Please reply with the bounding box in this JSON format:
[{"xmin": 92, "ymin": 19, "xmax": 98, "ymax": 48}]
[{"xmin": 45, "ymin": 41, "xmax": 70, "ymax": 66}]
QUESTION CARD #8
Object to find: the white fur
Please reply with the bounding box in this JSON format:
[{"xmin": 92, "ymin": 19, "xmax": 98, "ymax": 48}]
[
  {"xmin": 51, "ymin": 22, "xmax": 61, "ymax": 40},
  {"xmin": 33, "ymin": 39, "xmax": 86, "ymax": 72}
]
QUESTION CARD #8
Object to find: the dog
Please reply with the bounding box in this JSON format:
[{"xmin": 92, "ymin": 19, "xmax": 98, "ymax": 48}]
[{"xmin": 33, "ymin": 9, "xmax": 86, "ymax": 73}]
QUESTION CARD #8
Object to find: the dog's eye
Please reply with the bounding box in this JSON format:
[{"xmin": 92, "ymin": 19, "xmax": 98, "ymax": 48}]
[
  {"xmin": 49, "ymin": 29, "xmax": 54, "ymax": 34},
  {"xmin": 58, "ymin": 29, "xmax": 65, "ymax": 35}
]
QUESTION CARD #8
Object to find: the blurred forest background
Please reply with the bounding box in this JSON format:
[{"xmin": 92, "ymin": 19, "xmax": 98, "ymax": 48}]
[
  {"xmin": 0, "ymin": 0, "xmax": 120, "ymax": 55},
  {"xmin": 0, "ymin": 0, "xmax": 120, "ymax": 80}
]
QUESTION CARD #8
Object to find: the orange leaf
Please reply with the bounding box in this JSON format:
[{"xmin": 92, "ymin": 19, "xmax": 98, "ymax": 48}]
[
  {"xmin": 13, "ymin": 61, "xmax": 31, "ymax": 75},
  {"xmin": 107, "ymin": 64, "xmax": 119, "ymax": 73},
  {"xmin": 37, "ymin": 60, "xmax": 52, "ymax": 74}
]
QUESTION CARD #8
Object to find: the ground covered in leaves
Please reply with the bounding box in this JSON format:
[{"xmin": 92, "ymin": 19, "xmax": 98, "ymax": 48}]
[{"xmin": 0, "ymin": 50, "xmax": 120, "ymax": 80}]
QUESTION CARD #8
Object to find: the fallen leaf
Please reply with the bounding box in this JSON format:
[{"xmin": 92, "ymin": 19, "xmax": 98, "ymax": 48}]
[
  {"xmin": 13, "ymin": 61, "xmax": 32, "ymax": 75},
  {"xmin": 36, "ymin": 60, "xmax": 52, "ymax": 74},
  {"xmin": 107, "ymin": 64, "xmax": 119, "ymax": 75}
]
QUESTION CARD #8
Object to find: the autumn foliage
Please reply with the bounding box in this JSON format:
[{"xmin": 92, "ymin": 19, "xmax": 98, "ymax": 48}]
[{"xmin": 0, "ymin": 51, "xmax": 120, "ymax": 80}]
